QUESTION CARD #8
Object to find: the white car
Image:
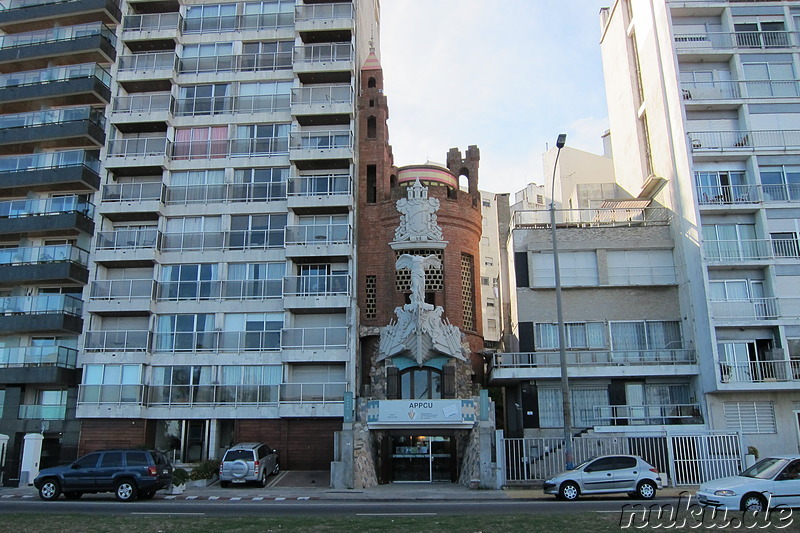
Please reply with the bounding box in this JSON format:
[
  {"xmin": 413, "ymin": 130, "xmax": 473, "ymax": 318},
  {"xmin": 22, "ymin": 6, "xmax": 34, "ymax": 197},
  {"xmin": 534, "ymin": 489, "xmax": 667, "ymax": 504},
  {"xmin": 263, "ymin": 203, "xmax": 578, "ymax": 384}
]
[
  {"xmin": 544, "ymin": 454, "xmax": 662, "ymax": 501},
  {"xmin": 696, "ymin": 455, "xmax": 800, "ymax": 512}
]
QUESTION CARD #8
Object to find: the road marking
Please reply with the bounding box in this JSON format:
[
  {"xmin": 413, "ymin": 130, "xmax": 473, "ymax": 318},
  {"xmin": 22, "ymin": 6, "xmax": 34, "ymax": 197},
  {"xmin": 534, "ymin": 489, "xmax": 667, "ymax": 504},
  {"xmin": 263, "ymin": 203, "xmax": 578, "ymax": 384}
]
[
  {"xmin": 230, "ymin": 497, "xmax": 241, "ymax": 501},
  {"xmin": 186, "ymin": 496, "xmax": 198, "ymax": 500},
  {"xmin": 356, "ymin": 513, "xmax": 437, "ymax": 517},
  {"xmin": 131, "ymin": 512, "xmax": 206, "ymax": 516},
  {"xmin": 252, "ymin": 497, "xmax": 264, "ymax": 501}
]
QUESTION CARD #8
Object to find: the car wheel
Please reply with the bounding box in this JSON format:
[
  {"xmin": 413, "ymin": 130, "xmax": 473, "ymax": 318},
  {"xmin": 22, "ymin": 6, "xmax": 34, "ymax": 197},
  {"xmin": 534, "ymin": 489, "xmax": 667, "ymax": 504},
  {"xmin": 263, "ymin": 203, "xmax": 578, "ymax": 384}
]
[
  {"xmin": 64, "ymin": 492, "xmax": 83, "ymax": 500},
  {"xmin": 38, "ymin": 479, "xmax": 61, "ymax": 501},
  {"xmin": 220, "ymin": 481, "xmax": 230, "ymax": 488},
  {"xmin": 636, "ymin": 480, "xmax": 657, "ymax": 500},
  {"xmin": 271, "ymin": 462, "xmax": 280, "ymax": 476},
  {"xmin": 741, "ymin": 493, "xmax": 767, "ymax": 512},
  {"xmin": 114, "ymin": 479, "xmax": 138, "ymax": 502},
  {"xmin": 139, "ymin": 490, "xmax": 156, "ymax": 500},
  {"xmin": 559, "ymin": 481, "xmax": 580, "ymax": 501}
]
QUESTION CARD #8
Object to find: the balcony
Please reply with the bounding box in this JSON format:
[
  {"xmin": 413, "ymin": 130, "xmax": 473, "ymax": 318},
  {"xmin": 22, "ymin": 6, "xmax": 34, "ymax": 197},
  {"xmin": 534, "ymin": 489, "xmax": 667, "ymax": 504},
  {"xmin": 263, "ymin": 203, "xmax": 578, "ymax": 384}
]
[
  {"xmin": 0, "ymin": 106, "xmax": 105, "ymax": 152},
  {"xmin": 289, "ymin": 129, "xmax": 353, "ymax": 161},
  {"xmin": 1, "ymin": 344, "xmax": 76, "ymax": 368},
  {"xmin": 689, "ymin": 130, "xmax": 800, "ymax": 152},
  {"xmin": 0, "ymin": 149, "xmax": 100, "ymax": 194},
  {"xmin": 94, "ymin": 228, "xmax": 160, "ymax": 267},
  {"xmin": 181, "ymin": 11, "xmax": 292, "ymax": 34},
  {"xmin": 220, "ymin": 279, "xmax": 282, "ymax": 300},
  {"xmin": 0, "ymin": 63, "xmax": 111, "ymax": 113},
  {"xmin": 100, "ymin": 182, "xmax": 163, "ymax": 222},
  {"xmin": 88, "ymin": 279, "xmax": 155, "ymax": 314},
  {"xmin": 709, "ymin": 298, "xmax": 784, "ymax": 321},
  {"xmin": 284, "ymin": 223, "xmax": 352, "ymax": 257},
  {"xmin": 0, "ymin": 0, "xmax": 121, "ymax": 34},
  {"xmin": 674, "ymin": 30, "xmax": 799, "ymax": 52},
  {"xmin": 590, "ymin": 404, "xmax": 703, "ymax": 426},
  {"xmin": 290, "ymin": 85, "xmax": 353, "ymax": 125},
  {"xmin": 0, "ymin": 21, "xmax": 115, "ymax": 72},
  {"xmin": 145, "ymin": 383, "xmax": 279, "ymax": 407},
  {"xmin": 173, "ymin": 93, "xmax": 289, "ymax": 117},
  {"xmin": 281, "ymin": 326, "xmax": 348, "ymax": 362},
  {"xmin": 489, "ymin": 349, "xmax": 697, "ymax": 382},
  {"xmin": 116, "ymin": 52, "xmax": 176, "ymax": 92},
  {"xmin": 111, "ymin": 92, "xmax": 172, "ymax": 126},
  {"xmin": 0, "ymin": 294, "xmax": 83, "ymax": 334},
  {"xmin": 696, "ymin": 183, "xmax": 800, "ymax": 206},
  {"xmin": 18, "ymin": 403, "xmax": 67, "ymax": 419},
  {"xmin": 152, "ymin": 330, "xmax": 281, "ymax": 353},
  {"xmin": 0, "ymin": 195, "xmax": 94, "ymax": 238},
  {"xmin": 165, "ymin": 181, "xmax": 286, "ymax": 205},
  {"xmin": 122, "ymin": 13, "xmax": 180, "ymax": 51},
  {"xmin": 83, "ymin": 329, "xmax": 149, "ymax": 352},
  {"xmin": 287, "ymin": 173, "xmax": 352, "ymax": 211},
  {"xmin": 719, "ymin": 359, "xmax": 800, "ymax": 386},
  {"xmin": 105, "ymin": 137, "xmax": 170, "ymax": 168},
  {"xmin": 170, "ymin": 136, "xmax": 289, "ymax": 160},
  {"xmin": 512, "ymin": 206, "xmax": 670, "ymax": 229},
  {"xmin": 681, "ymin": 80, "xmax": 800, "ymax": 102},
  {"xmin": 282, "ymin": 274, "xmax": 350, "ymax": 310},
  {"xmin": 78, "ymin": 383, "xmax": 146, "ymax": 404},
  {"xmin": 703, "ymin": 239, "xmax": 773, "ymax": 263},
  {"xmin": 295, "ymin": 2, "xmax": 353, "ymax": 34},
  {"xmin": 0, "ymin": 244, "xmax": 89, "ymax": 286},
  {"xmin": 177, "ymin": 52, "xmax": 292, "ymax": 75},
  {"xmin": 293, "ymin": 43, "xmax": 353, "ymax": 83}
]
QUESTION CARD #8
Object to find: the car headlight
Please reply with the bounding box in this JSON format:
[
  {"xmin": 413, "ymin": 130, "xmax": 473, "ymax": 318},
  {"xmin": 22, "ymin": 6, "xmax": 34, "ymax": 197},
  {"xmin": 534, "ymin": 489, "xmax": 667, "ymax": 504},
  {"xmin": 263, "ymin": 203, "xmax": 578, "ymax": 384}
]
[
  {"xmin": 544, "ymin": 479, "xmax": 554, "ymax": 484},
  {"xmin": 714, "ymin": 490, "xmax": 736, "ymax": 497}
]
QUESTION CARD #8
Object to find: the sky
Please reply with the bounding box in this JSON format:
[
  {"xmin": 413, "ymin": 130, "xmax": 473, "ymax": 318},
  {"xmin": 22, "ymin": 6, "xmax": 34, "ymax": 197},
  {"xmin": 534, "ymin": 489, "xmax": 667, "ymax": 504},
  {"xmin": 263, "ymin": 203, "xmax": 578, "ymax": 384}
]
[{"xmin": 379, "ymin": 0, "xmax": 613, "ymax": 195}]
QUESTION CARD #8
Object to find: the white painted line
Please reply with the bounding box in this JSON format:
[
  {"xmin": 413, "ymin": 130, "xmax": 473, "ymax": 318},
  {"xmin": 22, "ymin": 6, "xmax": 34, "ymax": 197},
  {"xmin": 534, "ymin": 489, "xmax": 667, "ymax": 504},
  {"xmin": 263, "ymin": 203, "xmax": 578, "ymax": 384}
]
[
  {"xmin": 230, "ymin": 497, "xmax": 241, "ymax": 501},
  {"xmin": 2, "ymin": 495, "xmax": 13, "ymax": 499},
  {"xmin": 131, "ymin": 512, "xmax": 205, "ymax": 516},
  {"xmin": 252, "ymin": 497, "xmax": 264, "ymax": 501},
  {"xmin": 357, "ymin": 513, "xmax": 437, "ymax": 517},
  {"xmin": 298, "ymin": 497, "xmax": 310, "ymax": 500},
  {"xmin": 185, "ymin": 496, "xmax": 198, "ymax": 500},
  {"xmin": 164, "ymin": 496, "xmax": 177, "ymax": 500},
  {"xmin": 21, "ymin": 495, "xmax": 33, "ymax": 498},
  {"xmin": 208, "ymin": 496, "xmax": 220, "ymax": 500},
  {"xmin": 275, "ymin": 497, "xmax": 286, "ymax": 501}
]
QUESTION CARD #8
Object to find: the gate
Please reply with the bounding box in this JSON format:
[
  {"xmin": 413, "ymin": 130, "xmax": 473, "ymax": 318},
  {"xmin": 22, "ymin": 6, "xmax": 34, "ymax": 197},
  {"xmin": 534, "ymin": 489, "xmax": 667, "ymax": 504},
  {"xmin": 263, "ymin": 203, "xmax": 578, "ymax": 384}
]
[{"xmin": 497, "ymin": 431, "xmax": 743, "ymax": 486}]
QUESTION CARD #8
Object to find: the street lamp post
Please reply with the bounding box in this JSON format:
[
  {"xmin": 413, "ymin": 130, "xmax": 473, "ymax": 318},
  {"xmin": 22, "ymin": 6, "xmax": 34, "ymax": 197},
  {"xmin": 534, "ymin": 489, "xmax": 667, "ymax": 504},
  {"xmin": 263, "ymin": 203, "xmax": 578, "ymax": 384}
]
[{"xmin": 549, "ymin": 133, "xmax": 574, "ymax": 470}]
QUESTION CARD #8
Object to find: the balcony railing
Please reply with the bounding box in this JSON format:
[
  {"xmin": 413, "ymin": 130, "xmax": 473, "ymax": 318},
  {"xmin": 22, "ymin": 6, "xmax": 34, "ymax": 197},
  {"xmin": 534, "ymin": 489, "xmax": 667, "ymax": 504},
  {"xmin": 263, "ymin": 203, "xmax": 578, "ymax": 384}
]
[
  {"xmin": 295, "ymin": 2, "xmax": 353, "ymax": 22},
  {"xmin": 710, "ymin": 298, "xmax": 779, "ymax": 319},
  {"xmin": 156, "ymin": 280, "xmax": 219, "ymax": 301},
  {"xmin": 681, "ymin": 80, "xmax": 800, "ymax": 101},
  {"xmin": 689, "ymin": 129, "xmax": 800, "ymax": 151},
  {"xmin": 107, "ymin": 137, "xmax": 170, "ymax": 158},
  {"xmin": 281, "ymin": 327, "xmax": 348, "ymax": 350},
  {"xmin": 0, "ymin": 21, "xmax": 116, "ymax": 49},
  {"xmin": 280, "ymin": 382, "xmax": 346, "ymax": 403},
  {"xmin": 84, "ymin": 330, "xmax": 150, "ymax": 352},
  {"xmin": 102, "ymin": 182, "xmax": 163, "ymax": 203},
  {"xmin": 96, "ymin": 229, "xmax": 160, "ymax": 250},
  {"xmin": 0, "ymin": 294, "xmax": 82, "ymax": 316},
  {"xmin": 171, "ymin": 136, "xmax": 289, "ymax": 159},
  {"xmin": 0, "ymin": 344, "xmax": 77, "ymax": 368},
  {"xmin": 0, "ymin": 195, "xmax": 94, "ymax": 219},
  {"xmin": 772, "ymin": 238, "xmax": 800, "ymax": 258},
  {"xmin": 112, "ymin": 93, "xmax": 172, "ymax": 114},
  {"xmin": 221, "ymin": 279, "xmax": 282, "ymax": 300},
  {"xmin": 78, "ymin": 384, "xmax": 146, "ymax": 404},
  {"xmin": 590, "ymin": 404, "xmax": 702, "ymax": 425},
  {"xmin": 288, "ymin": 173, "xmax": 351, "ymax": 197},
  {"xmin": 674, "ymin": 31, "xmax": 798, "ymax": 50},
  {"xmin": 0, "ymin": 62, "xmax": 110, "ymax": 89},
  {"xmin": 283, "ymin": 274, "xmax": 350, "ymax": 296},
  {"xmin": 90, "ymin": 279, "xmax": 155, "ymax": 300},
  {"xmin": 492, "ymin": 349, "xmax": 696, "ymax": 369},
  {"xmin": 173, "ymin": 94, "xmax": 289, "ymax": 116},
  {"xmin": 165, "ymin": 181, "xmax": 286, "ymax": 204},
  {"xmin": 290, "ymin": 85, "xmax": 353, "ymax": 106},
  {"xmin": 703, "ymin": 239, "xmax": 773, "ymax": 261},
  {"xmin": 285, "ymin": 223, "xmax": 351, "ymax": 245},
  {"xmin": 513, "ymin": 207, "xmax": 670, "ymax": 228},
  {"xmin": 182, "ymin": 12, "xmax": 292, "ymax": 34},
  {"xmin": 117, "ymin": 52, "xmax": 176, "ymax": 72},
  {"xmin": 0, "ymin": 244, "xmax": 88, "ymax": 267},
  {"xmin": 0, "ymin": 149, "xmax": 100, "ymax": 175},
  {"xmin": 719, "ymin": 360, "xmax": 800, "ymax": 383},
  {"xmin": 696, "ymin": 183, "xmax": 800, "ymax": 204},
  {"xmin": 178, "ymin": 52, "xmax": 292, "ymax": 74},
  {"xmin": 0, "ymin": 105, "xmax": 105, "ymax": 131},
  {"xmin": 152, "ymin": 330, "xmax": 281, "ymax": 353},
  {"xmin": 289, "ymin": 130, "xmax": 353, "ymax": 151},
  {"xmin": 18, "ymin": 404, "xmax": 67, "ymax": 420},
  {"xmin": 0, "ymin": 0, "xmax": 102, "ymax": 10},
  {"xmin": 146, "ymin": 383, "xmax": 280, "ymax": 406},
  {"xmin": 123, "ymin": 13, "xmax": 180, "ymax": 32},
  {"xmin": 161, "ymin": 229, "xmax": 285, "ymax": 252},
  {"xmin": 293, "ymin": 43, "xmax": 353, "ymax": 64}
]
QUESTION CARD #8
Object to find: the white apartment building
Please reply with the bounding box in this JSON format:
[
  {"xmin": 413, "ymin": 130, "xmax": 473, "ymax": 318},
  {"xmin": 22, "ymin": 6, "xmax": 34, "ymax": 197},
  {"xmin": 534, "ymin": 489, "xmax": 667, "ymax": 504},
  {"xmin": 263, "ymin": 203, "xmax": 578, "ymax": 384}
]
[
  {"xmin": 74, "ymin": 0, "xmax": 378, "ymax": 469},
  {"xmin": 600, "ymin": 0, "xmax": 800, "ymax": 456}
]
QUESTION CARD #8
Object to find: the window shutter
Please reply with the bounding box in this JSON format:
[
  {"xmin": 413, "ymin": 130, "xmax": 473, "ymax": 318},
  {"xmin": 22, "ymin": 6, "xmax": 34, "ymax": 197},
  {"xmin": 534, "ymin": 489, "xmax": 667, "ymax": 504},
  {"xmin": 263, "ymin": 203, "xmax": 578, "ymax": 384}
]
[
  {"xmin": 443, "ymin": 366, "xmax": 456, "ymax": 398},
  {"xmin": 386, "ymin": 366, "xmax": 398, "ymax": 399}
]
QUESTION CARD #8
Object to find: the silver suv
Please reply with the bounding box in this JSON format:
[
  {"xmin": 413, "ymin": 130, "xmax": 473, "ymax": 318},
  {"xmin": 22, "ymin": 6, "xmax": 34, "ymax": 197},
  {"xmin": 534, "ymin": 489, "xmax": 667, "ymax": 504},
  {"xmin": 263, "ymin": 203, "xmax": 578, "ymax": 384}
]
[{"xmin": 219, "ymin": 442, "xmax": 279, "ymax": 488}]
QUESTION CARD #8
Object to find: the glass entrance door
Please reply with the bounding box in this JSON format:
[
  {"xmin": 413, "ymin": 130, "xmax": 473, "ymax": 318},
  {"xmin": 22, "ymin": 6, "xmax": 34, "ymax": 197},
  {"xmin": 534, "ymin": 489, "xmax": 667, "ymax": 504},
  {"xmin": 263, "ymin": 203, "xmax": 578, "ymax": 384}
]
[{"xmin": 390, "ymin": 435, "xmax": 453, "ymax": 482}]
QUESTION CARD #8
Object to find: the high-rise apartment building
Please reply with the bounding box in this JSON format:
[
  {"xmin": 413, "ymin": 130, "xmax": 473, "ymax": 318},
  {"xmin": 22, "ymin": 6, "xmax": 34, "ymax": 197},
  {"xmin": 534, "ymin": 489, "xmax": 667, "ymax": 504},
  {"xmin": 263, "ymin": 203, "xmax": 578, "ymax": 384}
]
[
  {"xmin": 600, "ymin": 0, "xmax": 800, "ymax": 456},
  {"xmin": 0, "ymin": 0, "xmax": 379, "ymax": 480}
]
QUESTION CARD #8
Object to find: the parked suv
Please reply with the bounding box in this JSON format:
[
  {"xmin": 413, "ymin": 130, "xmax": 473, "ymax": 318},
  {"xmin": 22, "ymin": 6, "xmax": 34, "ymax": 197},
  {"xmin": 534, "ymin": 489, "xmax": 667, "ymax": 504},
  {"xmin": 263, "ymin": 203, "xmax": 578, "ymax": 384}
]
[
  {"xmin": 544, "ymin": 454, "xmax": 662, "ymax": 501},
  {"xmin": 34, "ymin": 449, "xmax": 173, "ymax": 502},
  {"xmin": 219, "ymin": 442, "xmax": 279, "ymax": 488}
]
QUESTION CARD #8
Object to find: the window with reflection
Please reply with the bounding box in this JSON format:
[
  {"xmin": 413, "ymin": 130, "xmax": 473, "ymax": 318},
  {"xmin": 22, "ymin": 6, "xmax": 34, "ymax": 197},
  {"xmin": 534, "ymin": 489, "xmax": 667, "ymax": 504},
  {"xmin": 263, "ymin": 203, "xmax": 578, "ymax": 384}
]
[{"xmin": 400, "ymin": 367, "xmax": 442, "ymax": 399}]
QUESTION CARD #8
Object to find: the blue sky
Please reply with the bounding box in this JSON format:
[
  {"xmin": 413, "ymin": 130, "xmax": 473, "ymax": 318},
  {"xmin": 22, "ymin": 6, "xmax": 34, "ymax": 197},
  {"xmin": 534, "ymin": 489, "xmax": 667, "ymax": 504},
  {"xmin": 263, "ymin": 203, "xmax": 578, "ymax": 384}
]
[{"xmin": 380, "ymin": 0, "xmax": 612, "ymax": 194}]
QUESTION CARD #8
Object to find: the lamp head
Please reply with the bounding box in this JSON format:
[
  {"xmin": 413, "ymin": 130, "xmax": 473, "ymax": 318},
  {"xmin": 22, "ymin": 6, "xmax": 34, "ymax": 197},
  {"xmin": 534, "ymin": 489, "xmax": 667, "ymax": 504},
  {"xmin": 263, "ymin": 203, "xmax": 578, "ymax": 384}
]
[{"xmin": 556, "ymin": 134, "xmax": 567, "ymax": 149}]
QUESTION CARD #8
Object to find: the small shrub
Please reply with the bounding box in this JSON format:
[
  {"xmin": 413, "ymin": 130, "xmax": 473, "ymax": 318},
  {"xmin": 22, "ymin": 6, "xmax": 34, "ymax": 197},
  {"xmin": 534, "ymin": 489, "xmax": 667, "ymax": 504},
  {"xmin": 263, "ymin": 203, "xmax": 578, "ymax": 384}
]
[
  {"xmin": 172, "ymin": 468, "xmax": 190, "ymax": 486},
  {"xmin": 189, "ymin": 459, "xmax": 220, "ymax": 480},
  {"xmin": 747, "ymin": 446, "xmax": 759, "ymax": 460}
]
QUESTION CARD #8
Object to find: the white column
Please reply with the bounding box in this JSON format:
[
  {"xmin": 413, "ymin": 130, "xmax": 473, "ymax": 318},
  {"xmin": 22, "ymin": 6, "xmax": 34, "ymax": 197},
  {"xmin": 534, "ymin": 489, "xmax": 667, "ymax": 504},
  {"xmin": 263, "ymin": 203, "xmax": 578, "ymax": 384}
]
[{"xmin": 20, "ymin": 433, "xmax": 44, "ymax": 486}]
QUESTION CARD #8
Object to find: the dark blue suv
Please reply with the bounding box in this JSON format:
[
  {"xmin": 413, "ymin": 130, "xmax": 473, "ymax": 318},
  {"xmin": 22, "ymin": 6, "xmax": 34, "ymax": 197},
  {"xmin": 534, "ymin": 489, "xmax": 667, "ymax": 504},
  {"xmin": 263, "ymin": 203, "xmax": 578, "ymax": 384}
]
[{"xmin": 34, "ymin": 449, "xmax": 173, "ymax": 501}]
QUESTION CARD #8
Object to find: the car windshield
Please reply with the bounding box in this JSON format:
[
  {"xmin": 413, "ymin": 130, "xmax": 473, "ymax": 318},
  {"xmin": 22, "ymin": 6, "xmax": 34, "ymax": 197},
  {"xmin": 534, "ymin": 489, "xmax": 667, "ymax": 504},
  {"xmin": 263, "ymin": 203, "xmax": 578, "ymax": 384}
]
[
  {"xmin": 740, "ymin": 457, "xmax": 789, "ymax": 479},
  {"xmin": 224, "ymin": 450, "xmax": 254, "ymax": 461}
]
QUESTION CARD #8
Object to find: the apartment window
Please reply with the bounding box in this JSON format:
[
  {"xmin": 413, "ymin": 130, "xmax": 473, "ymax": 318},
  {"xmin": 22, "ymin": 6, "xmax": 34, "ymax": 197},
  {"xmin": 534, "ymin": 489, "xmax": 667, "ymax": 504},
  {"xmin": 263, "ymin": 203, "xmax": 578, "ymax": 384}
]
[
  {"xmin": 400, "ymin": 367, "xmax": 442, "ymax": 400},
  {"xmin": 155, "ymin": 314, "xmax": 215, "ymax": 352},
  {"xmin": 238, "ymin": 81, "xmax": 291, "ymax": 113},
  {"xmin": 366, "ymin": 165, "xmax": 376, "ymax": 204},
  {"xmin": 760, "ymin": 166, "xmax": 800, "ymax": 201},
  {"xmin": 224, "ymin": 312, "xmax": 282, "ymax": 351},
  {"xmin": 297, "ymin": 214, "xmax": 349, "ymax": 243},
  {"xmin": 232, "ymin": 168, "xmax": 287, "ymax": 201},
  {"xmin": 242, "ymin": 1, "xmax": 294, "ymax": 30},
  {"xmin": 218, "ymin": 365, "xmax": 281, "ymax": 404},
  {"xmin": 742, "ymin": 61, "xmax": 796, "ymax": 97},
  {"xmin": 365, "ymin": 275, "xmax": 377, "ymax": 319},
  {"xmin": 81, "ymin": 364, "xmax": 142, "ymax": 403},
  {"xmin": 609, "ymin": 321, "xmax": 682, "ymax": 351},
  {"xmin": 487, "ymin": 319, "xmax": 497, "ymax": 330},
  {"xmin": 709, "ymin": 279, "xmax": 764, "ymax": 300},
  {"xmin": 481, "ymin": 277, "xmax": 490, "ymax": 286},
  {"xmin": 486, "ymin": 298, "xmax": 495, "ymax": 308},
  {"xmin": 241, "ymin": 40, "xmax": 293, "ymax": 71},
  {"xmin": 159, "ymin": 264, "xmax": 218, "ymax": 300},
  {"xmin": 181, "ymin": 42, "xmax": 234, "ymax": 73},
  {"xmin": 234, "ymin": 123, "xmax": 290, "ymax": 155},
  {"xmin": 177, "ymin": 84, "xmax": 230, "ymax": 116},
  {"xmin": 724, "ymin": 401, "xmax": 776, "ymax": 434},
  {"xmin": 482, "ymin": 200, "xmax": 491, "ymax": 207},
  {"xmin": 531, "ymin": 251, "xmax": 598, "ymax": 287},
  {"xmin": 226, "ymin": 262, "xmax": 284, "ymax": 299},
  {"xmin": 536, "ymin": 322, "xmax": 606, "ymax": 350},
  {"xmin": 174, "ymin": 126, "xmax": 228, "ymax": 159},
  {"xmin": 229, "ymin": 214, "xmax": 286, "ymax": 249},
  {"xmin": 149, "ymin": 366, "xmax": 214, "ymax": 405},
  {"xmin": 484, "ymin": 256, "xmax": 494, "ymax": 267},
  {"xmin": 695, "ymin": 170, "xmax": 748, "ymax": 203},
  {"xmin": 184, "ymin": 4, "xmax": 236, "ymax": 33},
  {"xmin": 538, "ymin": 387, "xmax": 608, "ymax": 428},
  {"xmin": 703, "ymin": 224, "xmax": 760, "ymax": 260},
  {"xmin": 167, "ymin": 170, "xmax": 224, "ymax": 204},
  {"xmin": 163, "ymin": 216, "xmax": 222, "ymax": 251}
]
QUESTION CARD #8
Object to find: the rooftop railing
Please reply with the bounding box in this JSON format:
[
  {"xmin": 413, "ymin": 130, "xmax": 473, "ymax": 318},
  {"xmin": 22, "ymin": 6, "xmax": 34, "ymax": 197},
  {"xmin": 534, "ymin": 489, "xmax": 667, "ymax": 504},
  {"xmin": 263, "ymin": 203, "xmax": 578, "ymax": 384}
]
[
  {"xmin": 0, "ymin": 195, "xmax": 94, "ymax": 219},
  {"xmin": 513, "ymin": 207, "xmax": 670, "ymax": 228},
  {"xmin": 0, "ymin": 21, "xmax": 115, "ymax": 49},
  {"xmin": 0, "ymin": 62, "xmax": 110, "ymax": 88},
  {"xmin": 0, "ymin": 344, "xmax": 77, "ymax": 368},
  {"xmin": 0, "ymin": 293, "xmax": 82, "ymax": 316},
  {"xmin": 0, "ymin": 244, "xmax": 88, "ymax": 267},
  {"xmin": 0, "ymin": 149, "xmax": 100, "ymax": 174}
]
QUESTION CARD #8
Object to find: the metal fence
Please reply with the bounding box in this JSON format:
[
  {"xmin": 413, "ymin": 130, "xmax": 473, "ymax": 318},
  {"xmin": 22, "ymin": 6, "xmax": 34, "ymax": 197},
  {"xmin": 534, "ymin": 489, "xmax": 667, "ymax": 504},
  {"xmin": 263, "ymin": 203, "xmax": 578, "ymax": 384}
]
[{"xmin": 497, "ymin": 431, "xmax": 742, "ymax": 486}]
